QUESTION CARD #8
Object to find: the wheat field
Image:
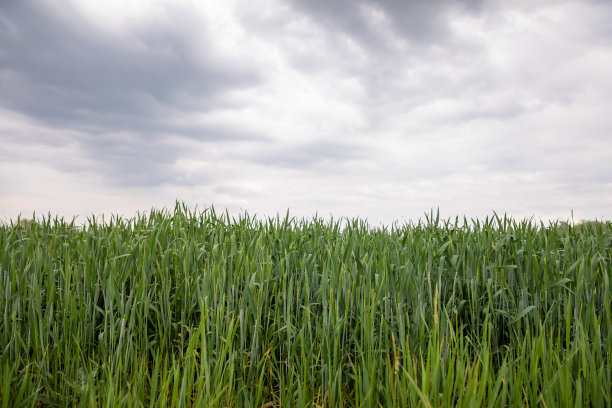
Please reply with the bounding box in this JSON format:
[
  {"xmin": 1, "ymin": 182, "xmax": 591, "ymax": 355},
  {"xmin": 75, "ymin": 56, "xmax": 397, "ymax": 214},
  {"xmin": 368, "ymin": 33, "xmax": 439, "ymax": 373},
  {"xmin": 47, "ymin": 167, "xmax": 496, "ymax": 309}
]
[{"xmin": 0, "ymin": 204, "xmax": 610, "ymax": 406}]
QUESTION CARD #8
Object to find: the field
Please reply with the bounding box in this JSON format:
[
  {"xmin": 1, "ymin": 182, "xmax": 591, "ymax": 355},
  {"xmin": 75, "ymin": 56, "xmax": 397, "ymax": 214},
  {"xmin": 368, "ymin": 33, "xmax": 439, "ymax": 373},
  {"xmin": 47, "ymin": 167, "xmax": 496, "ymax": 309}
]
[{"xmin": 0, "ymin": 204, "xmax": 610, "ymax": 407}]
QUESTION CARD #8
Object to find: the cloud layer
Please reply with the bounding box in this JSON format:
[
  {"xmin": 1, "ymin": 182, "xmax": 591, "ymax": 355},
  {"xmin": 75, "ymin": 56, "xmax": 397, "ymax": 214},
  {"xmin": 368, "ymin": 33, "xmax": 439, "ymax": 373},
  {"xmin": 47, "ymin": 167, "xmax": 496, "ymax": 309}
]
[{"xmin": 1, "ymin": 0, "xmax": 611, "ymax": 224}]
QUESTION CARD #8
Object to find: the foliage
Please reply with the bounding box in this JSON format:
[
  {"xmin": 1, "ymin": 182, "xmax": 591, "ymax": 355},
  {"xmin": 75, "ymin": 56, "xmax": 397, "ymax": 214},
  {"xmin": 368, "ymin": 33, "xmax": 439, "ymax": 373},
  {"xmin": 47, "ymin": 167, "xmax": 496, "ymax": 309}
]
[{"xmin": 1, "ymin": 204, "xmax": 610, "ymax": 406}]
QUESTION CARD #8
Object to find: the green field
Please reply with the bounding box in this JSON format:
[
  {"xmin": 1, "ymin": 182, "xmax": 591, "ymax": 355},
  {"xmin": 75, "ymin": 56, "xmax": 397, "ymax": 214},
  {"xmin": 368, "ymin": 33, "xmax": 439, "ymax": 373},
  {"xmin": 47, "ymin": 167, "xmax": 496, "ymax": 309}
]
[{"xmin": 1, "ymin": 204, "xmax": 610, "ymax": 407}]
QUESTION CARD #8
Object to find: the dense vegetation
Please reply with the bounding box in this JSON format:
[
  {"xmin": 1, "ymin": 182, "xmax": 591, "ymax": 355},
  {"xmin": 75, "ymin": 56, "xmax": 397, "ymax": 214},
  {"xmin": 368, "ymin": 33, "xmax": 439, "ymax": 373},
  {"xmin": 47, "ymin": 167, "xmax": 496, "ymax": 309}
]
[{"xmin": 1, "ymin": 204, "xmax": 610, "ymax": 407}]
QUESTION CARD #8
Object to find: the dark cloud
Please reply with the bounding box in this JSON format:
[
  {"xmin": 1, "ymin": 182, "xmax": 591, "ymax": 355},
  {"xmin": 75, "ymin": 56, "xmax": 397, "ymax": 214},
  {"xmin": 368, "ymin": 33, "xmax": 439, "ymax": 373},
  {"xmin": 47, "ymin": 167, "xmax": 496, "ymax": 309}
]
[
  {"xmin": 0, "ymin": 0, "xmax": 261, "ymax": 133},
  {"xmin": 284, "ymin": 0, "xmax": 486, "ymax": 50},
  {"xmin": 0, "ymin": 0, "xmax": 267, "ymax": 187}
]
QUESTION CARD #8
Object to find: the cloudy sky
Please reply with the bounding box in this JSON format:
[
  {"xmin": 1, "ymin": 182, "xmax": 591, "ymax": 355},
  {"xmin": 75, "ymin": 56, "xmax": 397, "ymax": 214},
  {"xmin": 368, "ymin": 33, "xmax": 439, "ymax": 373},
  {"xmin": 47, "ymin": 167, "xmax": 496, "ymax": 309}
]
[{"xmin": 1, "ymin": 0, "xmax": 611, "ymax": 226}]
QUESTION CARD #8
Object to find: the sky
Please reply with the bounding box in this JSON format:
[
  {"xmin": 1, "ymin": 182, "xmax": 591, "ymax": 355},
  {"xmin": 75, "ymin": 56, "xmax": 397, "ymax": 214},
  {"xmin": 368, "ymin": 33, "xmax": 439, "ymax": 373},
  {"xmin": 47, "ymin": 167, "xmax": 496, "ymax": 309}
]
[{"xmin": 1, "ymin": 0, "xmax": 611, "ymax": 226}]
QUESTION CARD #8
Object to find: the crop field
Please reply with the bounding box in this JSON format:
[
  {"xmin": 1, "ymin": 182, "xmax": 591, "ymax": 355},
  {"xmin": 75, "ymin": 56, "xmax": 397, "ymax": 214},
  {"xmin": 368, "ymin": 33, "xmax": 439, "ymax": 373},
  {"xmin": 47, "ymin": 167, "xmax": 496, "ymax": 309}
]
[{"xmin": 0, "ymin": 204, "xmax": 610, "ymax": 407}]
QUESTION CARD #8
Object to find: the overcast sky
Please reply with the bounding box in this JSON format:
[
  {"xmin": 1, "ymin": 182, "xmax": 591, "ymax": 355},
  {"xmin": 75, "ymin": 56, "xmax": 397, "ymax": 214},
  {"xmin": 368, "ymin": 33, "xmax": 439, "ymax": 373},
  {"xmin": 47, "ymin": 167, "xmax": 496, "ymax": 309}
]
[{"xmin": 1, "ymin": 0, "xmax": 611, "ymax": 226}]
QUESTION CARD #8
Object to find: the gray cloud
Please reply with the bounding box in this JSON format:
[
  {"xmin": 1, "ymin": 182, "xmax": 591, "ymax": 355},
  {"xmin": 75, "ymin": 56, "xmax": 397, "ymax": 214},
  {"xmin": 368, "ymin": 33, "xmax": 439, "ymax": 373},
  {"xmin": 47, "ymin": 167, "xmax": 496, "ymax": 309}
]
[
  {"xmin": 253, "ymin": 139, "xmax": 367, "ymax": 169},
  {"xmin": 0, "ymin": 1, "xmax": 260, "ymax": 132},
  {"xmin": 284, "ymin": 0, "xmax": 486, "ymax": 50},
  {"xmin": 245, "ymin": 1, "xmax": 500, "ymax": 131},
  {"xmin": 0, "ymin": 0, "xmax": 267, "ymax": 187}
]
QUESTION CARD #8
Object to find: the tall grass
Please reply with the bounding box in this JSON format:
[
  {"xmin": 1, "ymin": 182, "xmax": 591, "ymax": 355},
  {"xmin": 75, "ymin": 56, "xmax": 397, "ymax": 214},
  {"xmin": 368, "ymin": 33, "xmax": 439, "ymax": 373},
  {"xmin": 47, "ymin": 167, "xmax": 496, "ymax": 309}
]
[{"xmin": 0, "ymin": 203, "xmax": 610, "ymax": 407}]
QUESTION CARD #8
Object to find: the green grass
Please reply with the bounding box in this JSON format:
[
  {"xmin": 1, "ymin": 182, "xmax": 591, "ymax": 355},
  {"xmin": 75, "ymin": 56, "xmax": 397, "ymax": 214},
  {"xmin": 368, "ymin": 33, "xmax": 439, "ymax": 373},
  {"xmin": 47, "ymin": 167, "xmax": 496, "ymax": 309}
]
[{"xmin": 0, "ymin": 203, "xmax": 610, "ymax": 407}]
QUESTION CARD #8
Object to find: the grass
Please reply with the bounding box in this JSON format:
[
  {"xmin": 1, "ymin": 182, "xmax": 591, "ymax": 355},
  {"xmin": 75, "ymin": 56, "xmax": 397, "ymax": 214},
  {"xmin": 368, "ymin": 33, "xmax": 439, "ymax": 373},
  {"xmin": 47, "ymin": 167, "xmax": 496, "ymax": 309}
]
[{"xmin": 0, "ymin": 203, "xmax": 610, "ymax": 407}]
